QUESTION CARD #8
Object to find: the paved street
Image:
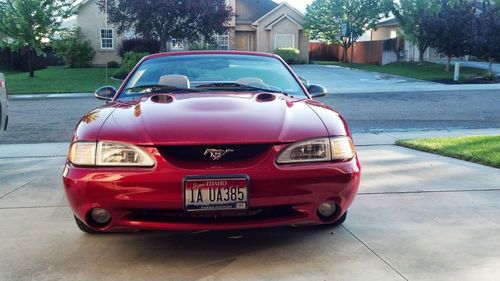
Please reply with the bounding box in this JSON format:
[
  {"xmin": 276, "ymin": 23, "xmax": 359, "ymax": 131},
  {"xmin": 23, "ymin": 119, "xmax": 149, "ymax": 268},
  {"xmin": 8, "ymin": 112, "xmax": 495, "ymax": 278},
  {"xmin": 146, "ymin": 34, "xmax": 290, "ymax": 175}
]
[
  {"xmin": 1, "ymin": 89, "xmax": 499, "ymax": 144},
  {"xmin": 1, "ymin": 134, "xmax": 500, "ymax": 281}
]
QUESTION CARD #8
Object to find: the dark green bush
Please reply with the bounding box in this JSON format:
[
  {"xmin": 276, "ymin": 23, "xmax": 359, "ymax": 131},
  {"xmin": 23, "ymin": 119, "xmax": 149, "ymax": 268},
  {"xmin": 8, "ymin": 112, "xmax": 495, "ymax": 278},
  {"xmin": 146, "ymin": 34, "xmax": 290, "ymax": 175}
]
[
  {"xmin": 274, "ymin": 48, "xmax": 301, "ymax": 64},
  {"xmin": 112, "ymin": 68, "xmax": 129, "ymax": 80},
  {"xmin": 113, "ymin": 52, "xmax": 148, "ymax": 79},
  {"xmin": 117, "ymin": 38, "xmax": 161, "ymax": 58},
  {"xmin": 53, "ymin": 27, "xmax": 95, "ymax": 68},
  {"xmin": 107, "ymin": 61, "xmax": 120, "ymax": 68}
]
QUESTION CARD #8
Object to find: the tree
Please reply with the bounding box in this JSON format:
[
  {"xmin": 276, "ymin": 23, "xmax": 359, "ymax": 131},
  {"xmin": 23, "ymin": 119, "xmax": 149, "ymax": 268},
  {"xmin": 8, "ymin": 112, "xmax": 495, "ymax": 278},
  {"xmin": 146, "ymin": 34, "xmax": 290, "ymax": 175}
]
[
  {"xmin": 53, "ymin": 27, "xmax": 95, "ymax": 68},
  {"xmin": 304, "ymin": 0, "xmax": 393, "ymax": 63},
  {"xmin": 0, "ymin": 0, "xmax": 74, "ymax": 77},
  {"xmin": 471, "ymin": 1, "xmax": 500, "ymax": 77},
  {"xmin": 422, "ymin": 0, "xmax": 476, "ymax": 72},
  {"xmin": 393, "ymin": 0, "xmax": 439, "ymax": 63},
  {"xmin": 97, "ymin": 0, "xmax": 233, "ymax": 52}
]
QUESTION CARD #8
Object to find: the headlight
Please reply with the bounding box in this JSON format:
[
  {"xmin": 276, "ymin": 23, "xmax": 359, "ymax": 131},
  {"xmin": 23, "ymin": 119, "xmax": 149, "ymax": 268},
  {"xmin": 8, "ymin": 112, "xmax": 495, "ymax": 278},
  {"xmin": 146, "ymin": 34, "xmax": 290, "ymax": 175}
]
[
  {"xmin": 69, "ymin": 141, "xmax": 96, "ymax": 166},
  {"xmin": 277, "ymin": 136, "xmax": 355, "ymax": 164},
  {"xmin": 68, "ymin": 141, "xmax": 155, "ymax": 167}
]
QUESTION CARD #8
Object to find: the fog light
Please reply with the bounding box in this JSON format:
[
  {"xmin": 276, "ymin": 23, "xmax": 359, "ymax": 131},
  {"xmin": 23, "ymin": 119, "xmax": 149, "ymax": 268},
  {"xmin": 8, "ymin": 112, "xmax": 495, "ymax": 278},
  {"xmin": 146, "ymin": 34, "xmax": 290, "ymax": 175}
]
[
  {"xmin": 91, "ymin": 208, "xmax": 111, "ymax": 224},
  {"xmin": 318, "ymin": 202, "xmax": 337, "ymax": 218}
]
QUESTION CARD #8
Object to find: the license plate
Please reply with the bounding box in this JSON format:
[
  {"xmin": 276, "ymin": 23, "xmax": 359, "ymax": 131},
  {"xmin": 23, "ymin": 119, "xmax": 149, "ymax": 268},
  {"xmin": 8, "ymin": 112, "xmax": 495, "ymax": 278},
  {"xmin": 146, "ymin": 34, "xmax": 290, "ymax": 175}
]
[{"xmin": 184, "ymin": 176, "xmax": 249, "ymax": 211}]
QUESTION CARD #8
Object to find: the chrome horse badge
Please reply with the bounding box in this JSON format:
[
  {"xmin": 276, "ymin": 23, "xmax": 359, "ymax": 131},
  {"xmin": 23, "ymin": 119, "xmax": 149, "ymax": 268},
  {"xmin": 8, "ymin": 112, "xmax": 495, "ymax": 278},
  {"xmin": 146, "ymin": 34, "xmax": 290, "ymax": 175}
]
[{"xmin": 204, "ymin": 149, "xmax": 234, "ymax": 160}]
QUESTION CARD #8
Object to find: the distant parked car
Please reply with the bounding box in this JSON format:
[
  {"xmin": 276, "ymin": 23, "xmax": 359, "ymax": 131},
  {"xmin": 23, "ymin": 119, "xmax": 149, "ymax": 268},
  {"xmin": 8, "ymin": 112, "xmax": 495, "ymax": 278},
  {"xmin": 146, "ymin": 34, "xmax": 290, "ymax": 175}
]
[{"xmin": 0, "ymin": 73, "xmax": 8, "ymax": 131}]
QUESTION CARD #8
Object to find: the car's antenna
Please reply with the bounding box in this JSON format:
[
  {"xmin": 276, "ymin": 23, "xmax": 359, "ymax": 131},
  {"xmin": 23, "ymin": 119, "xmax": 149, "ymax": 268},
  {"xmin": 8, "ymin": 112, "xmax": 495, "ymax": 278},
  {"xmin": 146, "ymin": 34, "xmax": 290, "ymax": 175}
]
[{"xmin": 105, "ymin": 0, "xmax": 108, "ymax": 87}]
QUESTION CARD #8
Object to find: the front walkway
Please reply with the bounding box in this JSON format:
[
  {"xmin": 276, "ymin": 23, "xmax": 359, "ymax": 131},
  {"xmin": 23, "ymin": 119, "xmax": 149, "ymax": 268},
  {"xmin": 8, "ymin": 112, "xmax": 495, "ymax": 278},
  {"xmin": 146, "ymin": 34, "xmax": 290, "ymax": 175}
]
[
  {"xmin": 433, "ymin": 59, "xmax": 500, "ymax": 76},
  {"xmin": 1, "ymin": 129, "xmax": 499, "ymax": 281}
]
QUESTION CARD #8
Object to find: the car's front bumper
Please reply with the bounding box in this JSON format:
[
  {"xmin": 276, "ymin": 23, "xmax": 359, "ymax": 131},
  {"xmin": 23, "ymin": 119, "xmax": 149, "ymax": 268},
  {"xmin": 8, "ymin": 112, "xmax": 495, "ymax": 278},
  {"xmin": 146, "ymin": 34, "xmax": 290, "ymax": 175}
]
[{"xmin": 63, "ymin": 146, "xmax": 361, "ymax": 232}]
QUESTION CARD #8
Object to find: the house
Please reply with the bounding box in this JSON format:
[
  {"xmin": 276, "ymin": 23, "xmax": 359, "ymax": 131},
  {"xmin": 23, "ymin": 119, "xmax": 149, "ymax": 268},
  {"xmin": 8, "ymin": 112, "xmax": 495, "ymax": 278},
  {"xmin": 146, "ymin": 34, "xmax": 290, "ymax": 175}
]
[
  {"xmin": 75, "ymin": 0, "xmax": 309, "ymax": 66},
  {"xmin": 359, "ymin": 17, "xmax": 440, "ymax": 62}
]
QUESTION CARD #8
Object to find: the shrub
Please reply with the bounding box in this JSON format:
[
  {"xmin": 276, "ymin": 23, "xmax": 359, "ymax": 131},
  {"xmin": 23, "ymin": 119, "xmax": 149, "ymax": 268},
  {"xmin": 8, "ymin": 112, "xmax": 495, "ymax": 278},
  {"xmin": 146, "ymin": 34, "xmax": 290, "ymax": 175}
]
[
  {"xmin": 117, "ymin": 38, "xmax": 161, "ymax": 58},
  {"xmin": 52, "ymin": 27, "xmax": 95, "ymax": 68},
  {"xmin": 113, "ymin": 52, "xmax": 149, "ymax": 79},
  {"xmin": 274, "ymin": 48, "xmax": 301, "ymax": 64},
  {"xmin": 107, "ymin": 61, "xmax": 120, "ymax": 68},
  {"xmin": 112, "ymin": 68, "xmax": 129, "ymax": 80}
]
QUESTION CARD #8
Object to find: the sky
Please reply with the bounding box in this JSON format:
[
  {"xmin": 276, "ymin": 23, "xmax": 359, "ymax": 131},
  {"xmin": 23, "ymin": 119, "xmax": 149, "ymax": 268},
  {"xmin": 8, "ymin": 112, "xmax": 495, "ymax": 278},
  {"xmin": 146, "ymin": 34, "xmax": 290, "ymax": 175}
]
[{"xmin": 273, "ymin": 0, "xmax": 314, "ymax": 13}]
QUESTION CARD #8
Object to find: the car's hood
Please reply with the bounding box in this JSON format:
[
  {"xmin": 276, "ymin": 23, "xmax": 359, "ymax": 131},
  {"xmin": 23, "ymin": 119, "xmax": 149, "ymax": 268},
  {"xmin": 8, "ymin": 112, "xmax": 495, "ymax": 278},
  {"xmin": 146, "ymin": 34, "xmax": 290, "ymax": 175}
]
[{"xmin": 96, "ymin": 93, "xmax": 331, "ymax": 145}]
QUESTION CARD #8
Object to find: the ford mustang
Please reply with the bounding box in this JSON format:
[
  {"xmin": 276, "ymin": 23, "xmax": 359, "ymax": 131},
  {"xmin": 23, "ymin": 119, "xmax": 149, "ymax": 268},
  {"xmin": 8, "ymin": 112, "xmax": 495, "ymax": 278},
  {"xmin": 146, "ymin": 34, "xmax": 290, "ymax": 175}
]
[{"xmin": 63, "ymin": 51, "xmax": 361, "ymax": 233}]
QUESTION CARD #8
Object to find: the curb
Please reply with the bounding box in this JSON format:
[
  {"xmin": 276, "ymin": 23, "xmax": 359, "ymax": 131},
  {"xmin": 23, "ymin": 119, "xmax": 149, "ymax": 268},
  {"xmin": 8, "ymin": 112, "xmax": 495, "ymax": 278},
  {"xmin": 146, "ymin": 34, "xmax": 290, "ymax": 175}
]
[{"xmin": 9, "ymin": 93, "xmax": 94, "ymax": 100}]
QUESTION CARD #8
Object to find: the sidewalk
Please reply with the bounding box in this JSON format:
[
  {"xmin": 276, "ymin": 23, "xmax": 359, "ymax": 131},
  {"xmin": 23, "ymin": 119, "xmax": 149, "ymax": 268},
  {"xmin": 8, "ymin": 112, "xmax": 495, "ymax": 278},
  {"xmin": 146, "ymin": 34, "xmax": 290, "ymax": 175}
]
[
  {"xmin": 353, "ymin": 128, "xmax": 500, "ymax": 146},
  {"xmin": 9, "ymin": 92, "xmax": 93, "ymax": 100},
  {"xmin": 434, "ymin": 59, "xmax": 500, "ymax": 76}
]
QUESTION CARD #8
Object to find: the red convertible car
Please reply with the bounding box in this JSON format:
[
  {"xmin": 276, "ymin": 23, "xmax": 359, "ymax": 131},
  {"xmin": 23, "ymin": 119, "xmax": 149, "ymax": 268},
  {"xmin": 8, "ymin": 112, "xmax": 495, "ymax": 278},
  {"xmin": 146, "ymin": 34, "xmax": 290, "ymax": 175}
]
[{"xmin": 63, "ymin": 51, "xmax": 361, "ymax": 233}]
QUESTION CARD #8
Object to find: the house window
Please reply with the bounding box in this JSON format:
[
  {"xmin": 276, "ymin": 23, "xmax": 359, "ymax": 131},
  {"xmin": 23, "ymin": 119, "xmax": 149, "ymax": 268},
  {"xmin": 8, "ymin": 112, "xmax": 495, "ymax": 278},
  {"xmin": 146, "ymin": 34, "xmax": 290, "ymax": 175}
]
[
  {"xmin": 100, "ymin": 28, "xmax": 114, "ymax": 49},
  {"xmin": 390, "ymin": 29, "xmax": 398, "ymax": 39},
  {"xmin": 275, "ymin": 34, "xmax": 295, "ymax": 49},
  {"xmin": 171, "ymin": 39, "xmax": 184, "ymax": 50},
  {"xmin": 214, "ymin": 34, "xmax": 229, "ymax": 50}
]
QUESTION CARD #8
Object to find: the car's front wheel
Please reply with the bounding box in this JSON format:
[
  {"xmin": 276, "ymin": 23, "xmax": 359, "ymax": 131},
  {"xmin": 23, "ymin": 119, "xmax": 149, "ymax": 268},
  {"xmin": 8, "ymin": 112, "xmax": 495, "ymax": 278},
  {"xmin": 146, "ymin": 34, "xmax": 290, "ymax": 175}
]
[
  {"xmin": 74, "ymin": 215, "xmax": 100, "ymax": 234},
  {"xmin": 332, "ymin": 211, "xmax": 347, "ymax": 226}
]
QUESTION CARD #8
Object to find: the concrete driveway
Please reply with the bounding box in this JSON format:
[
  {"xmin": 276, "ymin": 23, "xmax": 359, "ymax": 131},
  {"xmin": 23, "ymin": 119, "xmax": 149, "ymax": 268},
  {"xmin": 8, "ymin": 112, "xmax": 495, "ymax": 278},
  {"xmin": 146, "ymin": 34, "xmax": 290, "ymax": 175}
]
[
  {"xmin": 291, "ymin": 64, "xmax": 500, "ymax": 93},
  {"xmin": 292, "ymin": 64, "xmax": 435, "ymax": 93},
  {"xmin": 1, "ymin": 133, "xmax": 500, "ymax": 281}
]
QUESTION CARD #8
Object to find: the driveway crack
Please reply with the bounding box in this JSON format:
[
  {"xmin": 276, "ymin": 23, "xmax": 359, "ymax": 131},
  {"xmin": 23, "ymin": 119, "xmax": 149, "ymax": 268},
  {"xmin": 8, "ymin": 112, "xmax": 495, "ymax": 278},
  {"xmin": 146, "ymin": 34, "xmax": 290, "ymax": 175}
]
[
  {"xmin": 0, "ymin": 178, "xmax": 36, "ymax": 199},
  {"xmin": 342, "ymin": 225, "xmax": 409, "ymax": 281}
]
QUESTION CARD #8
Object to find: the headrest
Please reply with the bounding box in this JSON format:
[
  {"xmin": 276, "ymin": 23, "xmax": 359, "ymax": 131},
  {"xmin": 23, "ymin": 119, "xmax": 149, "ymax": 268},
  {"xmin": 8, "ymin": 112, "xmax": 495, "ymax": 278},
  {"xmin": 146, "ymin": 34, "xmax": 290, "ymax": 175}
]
[
  {"xmin": 159, "ymin": 75, "xmax": 190, "ymax": 89},
  {"xmin": 236, "ymin": 78, "xmax": 266, "ymax": 87}
]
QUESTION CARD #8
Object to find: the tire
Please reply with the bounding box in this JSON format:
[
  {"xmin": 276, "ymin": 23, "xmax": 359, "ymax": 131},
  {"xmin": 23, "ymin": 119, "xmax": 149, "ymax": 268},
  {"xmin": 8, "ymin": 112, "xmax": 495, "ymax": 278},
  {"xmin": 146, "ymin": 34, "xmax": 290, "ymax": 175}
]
[
  {"xmin": 332, "ymin": 211, "xmax": 347, "ymax": 226},
  {"xmin": 313, "ymin": 211, "xmax": 348, "ymax": 230},
  {"xmin": 74, "ymin": 215, "xmax": 100, "ymax": 234}
]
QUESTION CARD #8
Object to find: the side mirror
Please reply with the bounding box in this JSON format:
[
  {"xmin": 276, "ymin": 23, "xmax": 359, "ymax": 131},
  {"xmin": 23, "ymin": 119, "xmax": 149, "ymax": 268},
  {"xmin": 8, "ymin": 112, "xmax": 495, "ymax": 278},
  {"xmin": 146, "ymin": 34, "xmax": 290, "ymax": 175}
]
[
  {"xmin": 307, "ymin": 84, "xmax": 327, "ymax": 98},
  {"xmin": 95, "ymin": 86, "xmax": 117, "ymax": 101}
]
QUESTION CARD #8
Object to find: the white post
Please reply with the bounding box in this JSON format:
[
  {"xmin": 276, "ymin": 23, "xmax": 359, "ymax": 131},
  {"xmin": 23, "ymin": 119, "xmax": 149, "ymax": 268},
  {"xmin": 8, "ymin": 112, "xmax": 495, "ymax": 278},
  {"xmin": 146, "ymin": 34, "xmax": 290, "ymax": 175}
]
[{"xmin": 454, "ymin": 62, "xmax": 460, "ymax": 81}]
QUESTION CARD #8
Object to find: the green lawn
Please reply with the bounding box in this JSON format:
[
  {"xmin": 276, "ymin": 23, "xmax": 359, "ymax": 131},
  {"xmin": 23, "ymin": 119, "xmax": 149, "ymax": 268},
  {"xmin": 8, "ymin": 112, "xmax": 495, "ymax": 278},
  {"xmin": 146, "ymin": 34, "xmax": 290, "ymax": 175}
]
[
  {"xmin": 2, "ymin": 67, "xmax": 122, "ymax": 94},
  {"xmin": 396, "ymin": 136, "xmax": 500, "ymax": 168},
  {"xmin": 314, "ymin": 61, "xmax": 490, "ymax": 83}
]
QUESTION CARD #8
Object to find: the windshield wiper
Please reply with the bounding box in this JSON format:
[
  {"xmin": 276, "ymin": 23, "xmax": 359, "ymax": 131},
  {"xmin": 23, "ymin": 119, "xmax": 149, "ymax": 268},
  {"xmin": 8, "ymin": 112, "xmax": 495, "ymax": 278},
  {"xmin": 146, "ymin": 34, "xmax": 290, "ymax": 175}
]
[
  {"xmin": 125, "ymin": 84, "xmax": 201, "ymax": 93},
  {"xmin": 195, "ymin": 82, "xmax": 288, "ymax": 95}
]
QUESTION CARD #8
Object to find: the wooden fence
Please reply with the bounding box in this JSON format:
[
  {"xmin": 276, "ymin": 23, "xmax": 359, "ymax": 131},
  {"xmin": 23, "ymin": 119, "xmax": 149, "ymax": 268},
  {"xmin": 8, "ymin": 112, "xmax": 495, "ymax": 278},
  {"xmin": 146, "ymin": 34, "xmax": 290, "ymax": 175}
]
[
  {"xmin": 0, "ymin": 47, "xmax": 64, "ymax": 71},
  {"xmin": 309, "ymin": 38, "xmax": 404, "ymax": 65}
]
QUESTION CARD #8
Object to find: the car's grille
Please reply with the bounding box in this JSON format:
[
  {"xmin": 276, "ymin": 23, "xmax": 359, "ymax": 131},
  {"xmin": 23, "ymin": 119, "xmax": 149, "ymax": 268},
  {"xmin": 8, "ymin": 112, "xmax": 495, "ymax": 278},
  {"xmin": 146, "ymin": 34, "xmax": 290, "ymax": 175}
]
[
  {"xmin": 124, "ymin": 206, "xmax": 303, "ymax": 224},
  {"xmin": 158, "ymin": 144, "xmax": 272, "ymax": 168}
]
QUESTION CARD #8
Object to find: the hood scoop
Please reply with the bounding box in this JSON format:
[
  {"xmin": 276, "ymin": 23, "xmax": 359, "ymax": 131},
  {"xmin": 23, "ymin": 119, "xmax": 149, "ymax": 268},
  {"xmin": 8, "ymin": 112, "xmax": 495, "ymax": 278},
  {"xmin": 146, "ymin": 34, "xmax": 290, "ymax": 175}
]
[
  {"xmin": 256, "ymin": 93, "xmax": 276, "ymax": 102},
  {"xmin": 150, "ymin": 94, "xmax": 174, "ymax": 104}
]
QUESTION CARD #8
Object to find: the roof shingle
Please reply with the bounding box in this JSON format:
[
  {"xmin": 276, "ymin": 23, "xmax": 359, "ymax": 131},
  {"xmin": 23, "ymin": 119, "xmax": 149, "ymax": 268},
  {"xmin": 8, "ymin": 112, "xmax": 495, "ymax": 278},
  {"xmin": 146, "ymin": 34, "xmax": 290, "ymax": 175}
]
[{"xmin": 235, "ymin": 0, "xmax": 279, "ymax": 23}]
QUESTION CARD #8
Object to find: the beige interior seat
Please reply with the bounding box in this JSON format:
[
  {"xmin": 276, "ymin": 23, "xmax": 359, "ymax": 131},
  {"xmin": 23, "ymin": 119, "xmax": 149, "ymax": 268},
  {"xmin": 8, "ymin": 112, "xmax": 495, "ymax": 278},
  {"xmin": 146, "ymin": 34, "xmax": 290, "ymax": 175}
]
[
  {"xmin": 236, "ymin": 77, "xmax": 268, "ymax": 88},
  {"xmin": 159, "ymin": 75, "xmax": 190, "ymax": 89}
]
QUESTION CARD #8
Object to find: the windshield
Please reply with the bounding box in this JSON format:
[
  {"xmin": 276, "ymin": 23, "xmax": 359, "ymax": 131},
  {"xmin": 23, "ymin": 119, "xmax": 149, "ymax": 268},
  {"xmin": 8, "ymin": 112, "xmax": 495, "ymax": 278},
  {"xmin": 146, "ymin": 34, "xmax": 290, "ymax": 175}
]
[{"xmin": 117, "ymin": 54, "xmax": 306, "ymax": 100}]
